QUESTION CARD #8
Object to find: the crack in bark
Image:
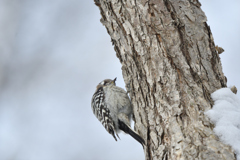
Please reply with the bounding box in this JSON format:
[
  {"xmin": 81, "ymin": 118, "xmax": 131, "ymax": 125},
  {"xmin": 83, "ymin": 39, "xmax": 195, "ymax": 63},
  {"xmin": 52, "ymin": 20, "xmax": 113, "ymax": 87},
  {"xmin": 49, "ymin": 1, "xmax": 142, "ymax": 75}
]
[
  {"xmin": 113, "ymin": 40, "xmax": 123, "ymax": 63},
  {"xmin": 109, "ymin": 1, "xmax": 128, "ymax": 42},
  {"xmin": 196, "ymin": 44, "xmax": 209, "ymax": 82},
  {"xmin": 204, "ymin": 23, "xmax": 226, "ymax": 88},
  {"xmin": 163, "ymin": 150, "xmax": 168, "ymax": 160},
  {"xmin": 202, "ymin": 84, "xmax": 213, "ymax": 106},
  {"xmin": 147, "ymin": 126, "xmax": 153, "ymax": 160}
]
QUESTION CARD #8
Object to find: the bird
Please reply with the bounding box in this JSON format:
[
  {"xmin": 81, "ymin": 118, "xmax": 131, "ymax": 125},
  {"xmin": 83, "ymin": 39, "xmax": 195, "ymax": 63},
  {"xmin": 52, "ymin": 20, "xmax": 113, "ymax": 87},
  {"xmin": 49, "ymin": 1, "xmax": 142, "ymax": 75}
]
[{"xmin": 91, "ymin": 77, "xmax": 145, "ymax": 146}]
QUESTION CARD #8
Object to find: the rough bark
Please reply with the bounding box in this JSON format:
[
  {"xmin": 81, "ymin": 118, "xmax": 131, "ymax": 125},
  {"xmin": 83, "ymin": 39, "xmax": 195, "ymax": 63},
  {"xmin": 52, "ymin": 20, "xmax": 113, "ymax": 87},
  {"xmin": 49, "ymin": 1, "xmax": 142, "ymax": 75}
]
[{"xmin": 94, "ymin": 0, "xmax": 236, "ymax": 159}]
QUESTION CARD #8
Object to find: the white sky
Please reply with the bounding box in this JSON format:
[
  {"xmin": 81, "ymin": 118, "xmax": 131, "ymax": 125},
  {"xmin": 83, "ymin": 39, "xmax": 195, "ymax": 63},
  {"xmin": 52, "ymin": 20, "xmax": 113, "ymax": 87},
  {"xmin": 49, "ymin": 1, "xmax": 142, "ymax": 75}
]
[{"xmin": 0, "ymin": 0, "xmax": 239, "ymax": 160}]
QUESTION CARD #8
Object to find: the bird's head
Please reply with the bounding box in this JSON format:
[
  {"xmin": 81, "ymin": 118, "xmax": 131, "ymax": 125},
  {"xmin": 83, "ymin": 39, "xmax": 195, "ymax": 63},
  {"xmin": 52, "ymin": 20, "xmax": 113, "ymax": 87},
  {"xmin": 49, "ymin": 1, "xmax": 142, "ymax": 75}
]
[{"xmin": 97, "ymin": 77, "xmax": 117, "ymax": 89}]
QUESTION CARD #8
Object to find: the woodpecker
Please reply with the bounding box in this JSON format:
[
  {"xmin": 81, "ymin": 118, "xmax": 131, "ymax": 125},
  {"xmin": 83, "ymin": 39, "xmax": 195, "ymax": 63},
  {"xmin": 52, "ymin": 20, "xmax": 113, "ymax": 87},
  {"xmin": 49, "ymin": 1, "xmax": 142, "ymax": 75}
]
[{"xmin": 91, "ymin": 78, "xmax": 145, "ymax": 146}]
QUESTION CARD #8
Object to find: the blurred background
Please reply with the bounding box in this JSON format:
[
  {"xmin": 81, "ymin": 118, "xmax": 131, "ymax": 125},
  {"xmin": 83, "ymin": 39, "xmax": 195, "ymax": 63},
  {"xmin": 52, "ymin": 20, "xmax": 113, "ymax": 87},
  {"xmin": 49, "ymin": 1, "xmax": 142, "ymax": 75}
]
[{"xmin": 0, "ymin": 0, "xmax": 239, "ymax": 160}]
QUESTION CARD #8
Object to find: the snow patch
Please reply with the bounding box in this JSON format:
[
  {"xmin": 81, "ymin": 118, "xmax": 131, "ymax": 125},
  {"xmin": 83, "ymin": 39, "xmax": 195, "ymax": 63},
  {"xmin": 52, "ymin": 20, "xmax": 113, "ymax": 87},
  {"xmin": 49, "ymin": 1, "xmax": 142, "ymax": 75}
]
[{"xmin": 205, "ymin": 88, "xmax": 240, "ymax": 159}]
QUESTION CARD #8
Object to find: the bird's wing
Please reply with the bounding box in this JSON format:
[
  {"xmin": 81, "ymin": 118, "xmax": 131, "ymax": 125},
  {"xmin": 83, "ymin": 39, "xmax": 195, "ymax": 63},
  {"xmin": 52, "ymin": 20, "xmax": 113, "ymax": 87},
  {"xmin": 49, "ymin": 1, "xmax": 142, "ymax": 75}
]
[{"xmin": 91, "ymin": 87, "xmax": 119, "ymax": 141}]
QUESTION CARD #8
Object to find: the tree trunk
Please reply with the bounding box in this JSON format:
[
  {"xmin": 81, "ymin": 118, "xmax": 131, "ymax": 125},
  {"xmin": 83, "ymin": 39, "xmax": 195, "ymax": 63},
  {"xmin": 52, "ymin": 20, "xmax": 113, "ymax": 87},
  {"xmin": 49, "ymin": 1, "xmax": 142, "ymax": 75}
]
[{"xmin": 94, "ymin": 0, "xmax": 236, "ymax": 159}]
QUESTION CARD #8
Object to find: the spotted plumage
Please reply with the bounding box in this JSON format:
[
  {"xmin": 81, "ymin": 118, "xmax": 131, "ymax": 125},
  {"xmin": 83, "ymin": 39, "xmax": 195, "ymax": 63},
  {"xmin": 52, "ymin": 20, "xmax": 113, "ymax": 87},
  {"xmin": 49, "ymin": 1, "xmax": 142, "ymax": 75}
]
[
  {"xmin": 91, "ymin": 78, "xmax": 145, "ymax": 146},
  {"xmin": 91, "ymin": 86, "xmax": 119, "ymax": 140}
]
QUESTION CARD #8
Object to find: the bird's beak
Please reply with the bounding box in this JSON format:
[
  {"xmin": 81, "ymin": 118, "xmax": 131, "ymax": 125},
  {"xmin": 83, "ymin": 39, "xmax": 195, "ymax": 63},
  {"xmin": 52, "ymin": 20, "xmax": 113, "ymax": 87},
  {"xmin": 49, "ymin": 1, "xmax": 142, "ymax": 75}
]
[{"xmin": 113, "ymin": 77, "xmax": 117, "ymax": 84}]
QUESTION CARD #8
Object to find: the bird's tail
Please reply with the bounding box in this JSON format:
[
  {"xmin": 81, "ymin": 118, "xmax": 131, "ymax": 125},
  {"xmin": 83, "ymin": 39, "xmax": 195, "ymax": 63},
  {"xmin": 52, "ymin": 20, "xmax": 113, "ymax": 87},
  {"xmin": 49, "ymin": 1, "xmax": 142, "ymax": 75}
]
[{"xmin": 118, "ymin": 120, "xmax": 145, "ymax": 147}]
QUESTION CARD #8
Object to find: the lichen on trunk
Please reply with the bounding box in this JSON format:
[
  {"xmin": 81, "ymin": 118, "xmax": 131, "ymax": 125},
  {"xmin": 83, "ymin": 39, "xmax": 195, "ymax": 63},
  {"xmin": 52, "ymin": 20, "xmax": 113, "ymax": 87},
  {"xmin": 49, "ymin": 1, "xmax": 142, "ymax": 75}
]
[{"xmin": 94, "ymin": 0, "xmax": 236, "ymax": 159}]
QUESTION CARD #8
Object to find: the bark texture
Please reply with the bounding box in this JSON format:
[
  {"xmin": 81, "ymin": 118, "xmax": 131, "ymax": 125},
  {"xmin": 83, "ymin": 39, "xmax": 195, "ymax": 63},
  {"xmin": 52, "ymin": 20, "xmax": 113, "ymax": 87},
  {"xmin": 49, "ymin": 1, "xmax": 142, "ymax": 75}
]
[{"xmin": 95, "ymin": 0, "xmax": 236, "ymax": 159}]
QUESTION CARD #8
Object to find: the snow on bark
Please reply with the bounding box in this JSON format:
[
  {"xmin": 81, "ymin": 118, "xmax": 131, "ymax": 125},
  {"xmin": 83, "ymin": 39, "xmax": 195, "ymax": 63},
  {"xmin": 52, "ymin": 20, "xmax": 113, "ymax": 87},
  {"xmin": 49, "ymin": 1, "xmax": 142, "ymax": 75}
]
[{"xmin": 206, "ymin": 88, "xmax": 240, "ymax": 160}]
